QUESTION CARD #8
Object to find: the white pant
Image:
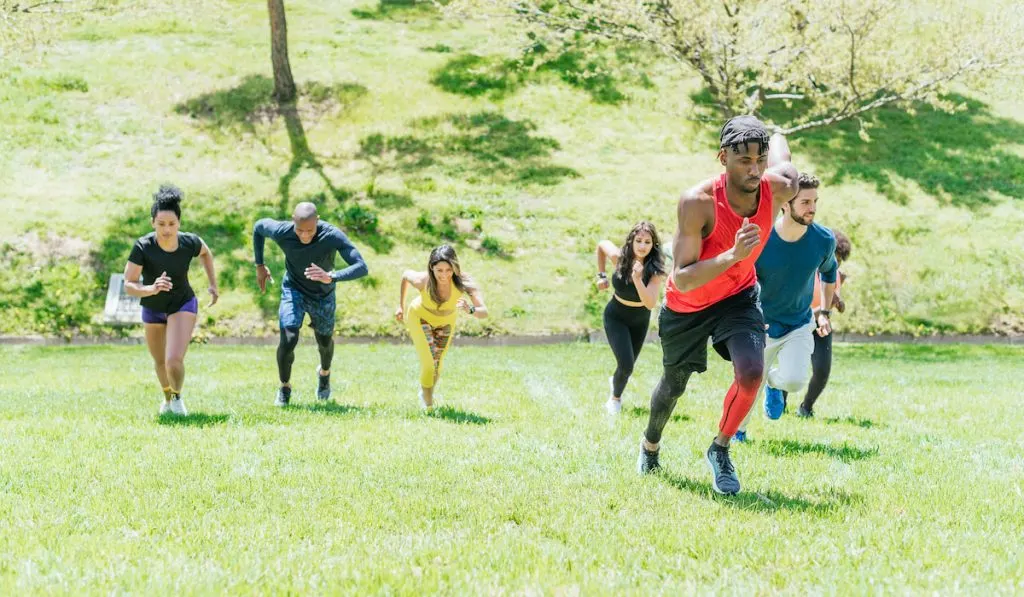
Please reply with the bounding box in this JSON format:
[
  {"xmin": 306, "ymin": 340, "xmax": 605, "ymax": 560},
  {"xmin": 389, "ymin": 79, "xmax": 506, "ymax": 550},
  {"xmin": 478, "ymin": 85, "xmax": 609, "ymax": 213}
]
[{"xmin": 739, "ymin": 321, "xmax": 815, "ymax": 432}]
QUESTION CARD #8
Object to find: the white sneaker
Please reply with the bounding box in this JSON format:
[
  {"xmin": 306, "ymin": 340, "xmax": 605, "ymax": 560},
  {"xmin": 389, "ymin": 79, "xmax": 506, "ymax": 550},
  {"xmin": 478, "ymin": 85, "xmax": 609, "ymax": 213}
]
[
  {"xmin": 419, "ymin": 389, "xmax": 433, "ymax": 412},
  {"xmin": 169, "ymin": 396, "xmax": 188, "ymax": 416},
  {"xmin": 159, "ymin": 400, "xmax": 171, "ymax": 415},
  {"xmin": 606, "ymin": 377, "xmax": 622, "ymax": 414}
]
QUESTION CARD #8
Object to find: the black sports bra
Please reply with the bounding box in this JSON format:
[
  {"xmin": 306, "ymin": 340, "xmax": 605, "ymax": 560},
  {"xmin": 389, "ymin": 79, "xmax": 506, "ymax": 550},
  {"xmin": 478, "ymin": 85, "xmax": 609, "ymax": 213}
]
[{"xmin": 612, "ymin": 270, "xmax": 642, "ymax": 303}]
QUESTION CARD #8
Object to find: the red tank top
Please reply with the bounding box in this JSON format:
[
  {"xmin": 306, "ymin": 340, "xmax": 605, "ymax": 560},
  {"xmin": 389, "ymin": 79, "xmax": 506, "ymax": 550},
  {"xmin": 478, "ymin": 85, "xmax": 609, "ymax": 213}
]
[{"xmin": 665, "ymin": 173, "xmax": 775, "ymax": 313}]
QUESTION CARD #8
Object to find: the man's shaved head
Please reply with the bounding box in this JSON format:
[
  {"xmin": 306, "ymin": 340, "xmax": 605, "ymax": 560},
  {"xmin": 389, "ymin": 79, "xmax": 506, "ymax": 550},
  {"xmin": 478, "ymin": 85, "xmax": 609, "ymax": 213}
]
[{"xmin": 293, "ymin": 202, "xmax": 318, "ymax": 222}]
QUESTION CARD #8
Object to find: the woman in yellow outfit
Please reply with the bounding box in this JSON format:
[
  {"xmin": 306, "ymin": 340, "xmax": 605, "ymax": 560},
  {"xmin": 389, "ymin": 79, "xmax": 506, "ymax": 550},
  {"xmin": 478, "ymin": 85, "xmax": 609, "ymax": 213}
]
[{"xmin": 395, "ymin": 245, "xmax": 488, "ymax": 409}]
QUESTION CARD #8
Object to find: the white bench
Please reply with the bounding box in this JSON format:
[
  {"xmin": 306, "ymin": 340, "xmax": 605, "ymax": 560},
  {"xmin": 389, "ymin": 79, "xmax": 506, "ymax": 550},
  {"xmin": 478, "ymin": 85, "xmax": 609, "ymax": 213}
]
[{"xmin": 103, "ymin": 274, "xmax": 142, "ymax": 325}]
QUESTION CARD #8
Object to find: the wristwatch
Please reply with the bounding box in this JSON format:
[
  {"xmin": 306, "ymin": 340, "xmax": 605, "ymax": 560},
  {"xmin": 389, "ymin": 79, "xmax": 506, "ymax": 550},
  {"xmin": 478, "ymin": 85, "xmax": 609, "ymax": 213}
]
[
  {"xmin": 468, "ymin": 305, "xmax": 476, "ymax": 315},
  {"xmin": 597, "ymin": 272, "xmax": 607, "ymax": 279},
  {"xmin": 819, "ymin": 309, "xmax": 832, "ymax": 317}
]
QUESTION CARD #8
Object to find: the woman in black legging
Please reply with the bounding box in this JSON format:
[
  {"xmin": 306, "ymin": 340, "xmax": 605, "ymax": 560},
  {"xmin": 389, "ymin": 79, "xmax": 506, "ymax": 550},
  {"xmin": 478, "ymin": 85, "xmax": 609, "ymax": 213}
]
[{"xmin": 595, "ymin": 222, "xmax": 667, "ymax": 414}]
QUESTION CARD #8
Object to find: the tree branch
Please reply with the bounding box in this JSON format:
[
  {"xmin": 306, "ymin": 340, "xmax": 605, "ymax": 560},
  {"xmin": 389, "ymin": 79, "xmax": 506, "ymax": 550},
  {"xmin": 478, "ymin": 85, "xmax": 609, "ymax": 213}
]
[{"xmin": 779, "ymin": 56, "xmax": 997, "ymax": 135}]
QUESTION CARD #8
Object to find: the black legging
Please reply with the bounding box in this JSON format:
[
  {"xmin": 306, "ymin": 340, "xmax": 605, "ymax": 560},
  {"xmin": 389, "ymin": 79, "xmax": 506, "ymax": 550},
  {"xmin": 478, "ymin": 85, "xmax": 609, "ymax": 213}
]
[
  {"xmin": 783, "ymin": 331, "xmax": 832, "ymax": 411},
  {"xmin": 277, "ymin": 327, "xmax": 335, "ymax": 384},
  {"xmin": 603, "ymin": 299, "xmax": 652, "ymax": 397},
  {"xmin": 645, "ymin": 332, "xmax": 764, "ymax": 444}
]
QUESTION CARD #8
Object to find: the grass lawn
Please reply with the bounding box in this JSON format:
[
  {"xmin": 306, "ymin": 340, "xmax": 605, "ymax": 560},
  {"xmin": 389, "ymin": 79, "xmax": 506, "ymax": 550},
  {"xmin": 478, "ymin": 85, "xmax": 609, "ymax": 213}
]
[
  {"xmin": 1, "ymin": 341, "xmax": 1021, "ymax": 593},
  {"xmin": 1, "ymin": 0, "xmax": 1023, "ymax": 337}
]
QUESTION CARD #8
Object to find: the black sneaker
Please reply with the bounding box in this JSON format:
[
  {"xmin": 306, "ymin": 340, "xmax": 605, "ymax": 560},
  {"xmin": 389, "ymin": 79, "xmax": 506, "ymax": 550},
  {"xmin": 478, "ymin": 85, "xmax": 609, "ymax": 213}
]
[
  {"xmin": 637, "ymin": 441, "xmax": 661, "ymax": 474},
  {"xmin": 706, "ymin": 441, "xmax": 740, "ymax": 495},
  {"xmin": 797, "ymin": 404, "xmax": 814, "ymax": 418},
  {"xmin": 275, "ymin": 386, "xmax": 291, "ymax": 407},
  {"xmin": 316, "ymin": 368, "xmax": 331, "ymax": 401}
]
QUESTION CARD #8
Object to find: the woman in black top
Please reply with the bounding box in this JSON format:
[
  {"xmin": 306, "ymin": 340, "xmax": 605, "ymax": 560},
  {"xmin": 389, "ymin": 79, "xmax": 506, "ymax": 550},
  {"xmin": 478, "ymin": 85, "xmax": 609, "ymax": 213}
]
[
  {"xmin": 123, "ymin": 185, "xmax": 219, "ymax": 416},
  {"xmin": 595, "ymin": 222, "xmax": 667, "ymax": 414}
]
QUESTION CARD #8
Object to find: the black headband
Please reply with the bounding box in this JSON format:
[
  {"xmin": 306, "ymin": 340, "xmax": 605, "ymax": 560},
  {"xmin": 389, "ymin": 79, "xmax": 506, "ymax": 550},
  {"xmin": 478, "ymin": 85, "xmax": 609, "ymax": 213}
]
[{"xmin": 719, "ymin": 115, "xmax": 770, "ymax": 149}]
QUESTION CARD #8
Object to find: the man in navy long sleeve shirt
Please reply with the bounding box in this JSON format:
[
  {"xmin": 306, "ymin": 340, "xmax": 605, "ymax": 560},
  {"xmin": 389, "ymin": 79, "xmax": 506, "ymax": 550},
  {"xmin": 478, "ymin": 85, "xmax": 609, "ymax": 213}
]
[
  {"xmin": 737, "ymin": 173, "xmax": 837, "ymax": 439},
  {"xmin": 253, "ymin": 202, "xmax": 368, "ymax": 406}
]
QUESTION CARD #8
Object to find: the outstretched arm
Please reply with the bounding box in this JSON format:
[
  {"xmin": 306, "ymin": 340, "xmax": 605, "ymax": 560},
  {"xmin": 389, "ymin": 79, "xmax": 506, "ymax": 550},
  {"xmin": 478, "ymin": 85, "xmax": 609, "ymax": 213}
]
[
  {"xmin": 815, "ymin": 237, "xmax": 840, "ymax": 335},
  {"xmin": 197, "ymin": 238, "xmax": 219, "ymax": 306},
  {"xmin": 253, "ymin": 219, "xmax": 285, "ymax": 292},
  {"xmin": 395, "ymin": 270, "xmax": 427, "ymax": 322},
  {"xmin": 595, "ymin": 240, "xmax": 620, "ymax": 289},
  {"xmin": 766, "ymin": 132, "xmax": 799, "ymax": 208}
]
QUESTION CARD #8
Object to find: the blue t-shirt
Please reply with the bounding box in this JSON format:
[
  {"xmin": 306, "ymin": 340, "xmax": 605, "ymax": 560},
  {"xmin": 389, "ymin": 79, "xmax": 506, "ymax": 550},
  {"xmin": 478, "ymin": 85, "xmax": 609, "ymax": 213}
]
[
  {"xmin": 755, "ymin": 222, "xmax": 838, "ymax": 338},
  {"xmin": 253, "ymin": 219, "xmax": 368, "ymax": 299}
]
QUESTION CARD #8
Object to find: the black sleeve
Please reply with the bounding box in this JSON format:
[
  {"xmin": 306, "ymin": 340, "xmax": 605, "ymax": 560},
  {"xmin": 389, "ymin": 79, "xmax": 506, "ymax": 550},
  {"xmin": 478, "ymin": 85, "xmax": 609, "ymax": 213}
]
[
  {"xmin": 128, "ymin": 239, "xmax": 146, "ymax": 266},
  {"xmin": 188, "ymin": 233, "xmax": 203, "ymax": 257}
]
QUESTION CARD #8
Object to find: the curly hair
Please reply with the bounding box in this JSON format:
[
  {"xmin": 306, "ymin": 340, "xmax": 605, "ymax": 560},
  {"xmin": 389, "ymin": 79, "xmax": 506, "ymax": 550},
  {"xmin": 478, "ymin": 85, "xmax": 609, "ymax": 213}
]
[
  {"xmin": 798, "ymin": 173, "xmax": 820, "ymax": 190},
  {"xmin": 833, "ymin": 229, "xmax": 852, "ymax": 262},
  {"xmin": 150, "ymin": 184, "xmax": 183, "ymax": 220}
]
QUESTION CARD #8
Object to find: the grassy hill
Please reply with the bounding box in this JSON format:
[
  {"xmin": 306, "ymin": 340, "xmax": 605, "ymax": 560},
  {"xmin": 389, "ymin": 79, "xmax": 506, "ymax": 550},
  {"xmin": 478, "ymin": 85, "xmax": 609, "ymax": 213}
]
[{"xmin": 2, "ymin": 0, "xmax": 1022, "ymax": 337}]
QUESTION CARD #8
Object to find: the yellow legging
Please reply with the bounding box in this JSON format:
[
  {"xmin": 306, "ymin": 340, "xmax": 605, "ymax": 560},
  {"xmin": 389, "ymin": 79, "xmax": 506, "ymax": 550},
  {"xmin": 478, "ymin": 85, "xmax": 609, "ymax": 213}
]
[{"xmin": 406, "ymin": 316, "xmax": 455, "ymax": 388}]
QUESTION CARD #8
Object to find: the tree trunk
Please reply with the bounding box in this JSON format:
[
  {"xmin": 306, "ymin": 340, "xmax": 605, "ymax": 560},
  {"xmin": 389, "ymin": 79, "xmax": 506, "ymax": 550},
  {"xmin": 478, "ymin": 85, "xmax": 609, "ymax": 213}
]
[{"xmin": 267, "ymin": 0, "xmax": 297, "ymax": 103}]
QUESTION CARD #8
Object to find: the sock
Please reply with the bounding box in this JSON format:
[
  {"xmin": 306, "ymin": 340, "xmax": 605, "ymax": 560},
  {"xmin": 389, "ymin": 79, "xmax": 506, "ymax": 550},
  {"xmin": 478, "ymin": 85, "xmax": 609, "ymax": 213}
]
[{"xmin": 163, "ymin": 386, "xmax": 173, "ymax": 400}]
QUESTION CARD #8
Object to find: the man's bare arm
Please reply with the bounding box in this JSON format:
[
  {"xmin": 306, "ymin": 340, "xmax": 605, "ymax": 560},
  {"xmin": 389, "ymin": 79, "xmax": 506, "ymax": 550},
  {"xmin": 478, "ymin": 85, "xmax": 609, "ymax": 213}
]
[
  {"xmin": 672, "ymin": 184, "xmax": 760, "ymax": 293},
  {"xmin": 765, "ymin": 132, "xmax": 799, "ymax": 206}
]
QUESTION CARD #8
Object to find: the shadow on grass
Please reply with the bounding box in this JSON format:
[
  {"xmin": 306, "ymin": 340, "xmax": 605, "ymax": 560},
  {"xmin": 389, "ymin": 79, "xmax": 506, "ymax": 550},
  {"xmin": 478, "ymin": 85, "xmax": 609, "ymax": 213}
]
[
  {"xmin": 171, "ymin": 75, "xmax": 395, "ymax": 255},
  {"xmin": 757, "ymin": 439, "xmax": 878, "ymax": 463},
  {"xmin": 759, "ymin": 93, "xmax": 1024, "ymax": 209},
  {"xmin": 624, "ymin": 406, "xmax": 689, "ymax": 423},
  {"xmin": 358, "ymin": 111, "xmax": 578, "ymax": 188},
  {"xmin": 174, "ymin": 75, "xmax": 367, "ymax": 134},
  {"xmin": 428, "ymin": 405, "xmax": 491, "ymax": 425},
  {"xmin": 659, "ymin": 471, "xmax": 861, "ymax": 515},
  {"xmin": 823, "ymin": 416, "xmax": 879, "ymax": 429},
  {"xmin": 431, "ymin": 45, "xmax": 650, "ymax": 105},
  {"xmin": 157, "ymin": 412, "xmax": 230, "ymax": 427},
  {"xmin": 297, "ymin": 402, "xmax": 373, "ymax": 416},
  {"xmin": 351, "ymin": 0, "xmax": 444, "ymax": 21}
]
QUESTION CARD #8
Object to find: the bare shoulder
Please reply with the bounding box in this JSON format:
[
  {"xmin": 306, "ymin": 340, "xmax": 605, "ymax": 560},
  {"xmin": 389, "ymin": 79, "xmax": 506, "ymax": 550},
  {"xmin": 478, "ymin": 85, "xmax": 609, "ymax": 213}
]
[
  {"xmin": 678, "ymin": 179, "xmax": 716, "ymax": 225},
  {"xmin": 404, "ymin": 270, "xmax": 428, "ymax": 288}
]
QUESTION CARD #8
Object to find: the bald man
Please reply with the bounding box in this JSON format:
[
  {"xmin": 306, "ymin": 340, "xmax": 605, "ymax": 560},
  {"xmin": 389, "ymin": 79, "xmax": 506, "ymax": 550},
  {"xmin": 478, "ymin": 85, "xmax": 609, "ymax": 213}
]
[{"xmin": 253, "ymin": 203, "xmax": 368, "ymax": 406}]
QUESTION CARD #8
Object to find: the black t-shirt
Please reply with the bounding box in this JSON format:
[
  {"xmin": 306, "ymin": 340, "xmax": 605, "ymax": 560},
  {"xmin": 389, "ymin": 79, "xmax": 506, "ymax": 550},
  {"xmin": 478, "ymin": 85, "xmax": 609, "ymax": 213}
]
[{"xmin": 128, "ymin": 232, "xmax": 202, "ymax": 313}]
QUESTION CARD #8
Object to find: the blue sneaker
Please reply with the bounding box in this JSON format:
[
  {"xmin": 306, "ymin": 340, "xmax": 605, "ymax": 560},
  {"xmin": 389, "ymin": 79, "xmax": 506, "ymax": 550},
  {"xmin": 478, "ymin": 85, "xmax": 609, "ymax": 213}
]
[
  {"xmin": 764, "ymin": 386, "xmax": 785, "ymax": 420},
  {"xmin": 733, "ymin": 430, "xmax": 748, "ymax": 442}
]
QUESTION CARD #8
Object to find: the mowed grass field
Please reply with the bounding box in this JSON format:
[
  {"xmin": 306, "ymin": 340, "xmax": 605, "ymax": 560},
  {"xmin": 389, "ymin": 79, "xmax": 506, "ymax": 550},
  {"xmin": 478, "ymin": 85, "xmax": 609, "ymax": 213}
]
[
  {"xmin": 0, "ymin": 341, "xmax": 1021, "ymax": 593},
  {"xmin": 2, "ymin": 0, "xmax": 1023, "ymax": 337}
]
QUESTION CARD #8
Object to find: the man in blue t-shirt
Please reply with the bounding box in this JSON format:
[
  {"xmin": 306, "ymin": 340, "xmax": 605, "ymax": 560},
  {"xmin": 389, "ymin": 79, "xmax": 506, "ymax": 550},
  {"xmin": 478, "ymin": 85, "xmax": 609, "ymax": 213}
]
[
  {"xmin": 736, "ymin": 173, "xmax": 837, "ymax": 440},
  {"xmin": 253, "ymin": 202, "xmax": 368, "ymax": 406}
]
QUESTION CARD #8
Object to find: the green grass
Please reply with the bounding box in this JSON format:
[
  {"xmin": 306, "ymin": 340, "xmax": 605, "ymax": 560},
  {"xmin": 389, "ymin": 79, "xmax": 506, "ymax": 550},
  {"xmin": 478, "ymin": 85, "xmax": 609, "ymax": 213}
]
[
  {"xmin": 1, "ymin": 0, "xmax": 1023, "ymax": 337},
  {"xmin": 0, "ymin": 342, "xmax": 1021, "ymax": 593}
]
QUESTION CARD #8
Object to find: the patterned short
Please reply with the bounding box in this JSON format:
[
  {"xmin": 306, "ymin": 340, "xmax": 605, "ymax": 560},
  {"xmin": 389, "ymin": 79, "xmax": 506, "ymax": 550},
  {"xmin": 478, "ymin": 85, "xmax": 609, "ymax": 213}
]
[
  {"xmin": 420, "ymin": 320, "xmax": 453, "ymax": 369},
  {"xmin": 279, "ymin": 282, "xmax": 336, "ymax": 336}
]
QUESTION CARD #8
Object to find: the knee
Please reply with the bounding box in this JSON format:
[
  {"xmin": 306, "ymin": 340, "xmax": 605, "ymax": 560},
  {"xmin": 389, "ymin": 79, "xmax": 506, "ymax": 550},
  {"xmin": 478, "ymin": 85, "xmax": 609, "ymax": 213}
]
[
  {"xmin": 660, "ymin": 368, "xmax": 691, "ymax": 397},
  {"xmin": 166, "ymin": 357, "xmax": 184, "ymax": 372},
  {"xmin": 773, "ymin": 371, "xmax": 810, "ymax": 393},
  {"xmin": 734, "ymin": 361, "xmax": 763, "ymax": 390},
  {"xmin": 617, "ymin": 359, "xmax": 635, "ymax": 378},
  {"xmin": 280, "ymin": 327, "xmax": 300, "ymax": 351},
  {"xmin": 314, "ymin": 332, "xmax": 333, "ymax": 349}
]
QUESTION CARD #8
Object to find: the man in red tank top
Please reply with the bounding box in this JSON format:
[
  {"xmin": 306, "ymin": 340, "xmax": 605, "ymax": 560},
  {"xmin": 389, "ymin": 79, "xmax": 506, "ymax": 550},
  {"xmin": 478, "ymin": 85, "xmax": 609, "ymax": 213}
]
[{"xmin": 637, "ymin": 115, "xmax": 799, "ymax": 495}]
